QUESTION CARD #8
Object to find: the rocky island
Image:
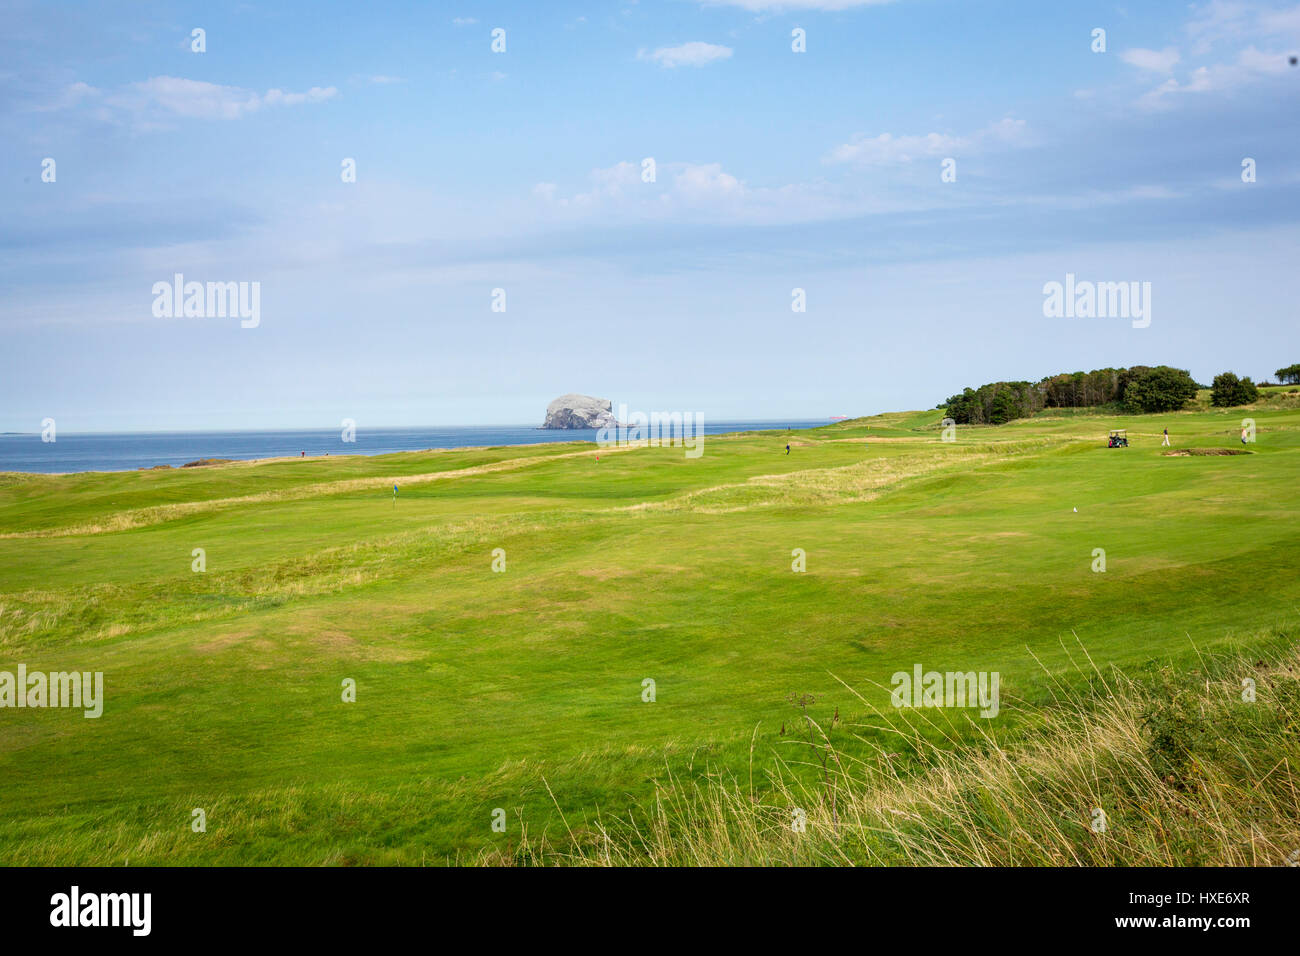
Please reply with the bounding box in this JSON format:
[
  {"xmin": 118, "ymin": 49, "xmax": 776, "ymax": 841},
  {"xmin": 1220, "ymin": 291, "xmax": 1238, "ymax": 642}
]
[{"xmin": 542, "ymin": 394, "xmax": 618, "ymax": 429}]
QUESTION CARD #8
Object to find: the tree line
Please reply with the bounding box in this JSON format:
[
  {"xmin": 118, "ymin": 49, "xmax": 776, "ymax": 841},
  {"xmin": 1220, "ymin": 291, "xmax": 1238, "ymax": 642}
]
[
  {"xmin": 942, "ymin": 366, "xmax": 1200, "ymax": 424},
  {"xmin": 941, "ymin": 363, "xmax": 1287, "ymax": 425}
]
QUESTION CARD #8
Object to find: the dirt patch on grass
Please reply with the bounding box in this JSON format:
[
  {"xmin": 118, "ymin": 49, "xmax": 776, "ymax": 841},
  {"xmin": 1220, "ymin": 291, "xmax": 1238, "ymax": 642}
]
[
  {"xmin": 576, "ymin": 567, "xmax": 637, "ymax": 580},
  {"xmin": 306, "ymin": 628, "xmax": 358, "ymax": 650},
  {"xmin": 195, "ymin": 629, "xmax": 257, "ymax": 653},
  {"xmin": 1163, "ymin": 448, "xmax": 1252, "ymax": 457}
]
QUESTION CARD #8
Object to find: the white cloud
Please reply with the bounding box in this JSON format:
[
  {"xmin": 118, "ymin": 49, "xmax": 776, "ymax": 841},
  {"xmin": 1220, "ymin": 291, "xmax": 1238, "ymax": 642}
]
[
  {"xmin": 637, "ymin": 42, "xmax": 733, "ymax": 68},
  {"xmin": 1185, "ymin": 0, "xmax": 1300, "ymax": 54},
  {"xmin": 1138, "ymin": 69, "xmax": 1213, "ymax": 107},
  {"xmin": 826, "ymin": 131, "xmax": 959, "ymax": 165},
  {"xmin": 1236, "ymin": 43, "xmax": 1296, "ymax": 73},
  {"xmin": 1259, "ymin": 5, "xmax": 1300, "ymax": 36},
  {"xmin": 259, "ymin": 86, "xmax": 337, "ymax": 109},
  {"xmin": 1138, "ymin": 44, "xmax": 1295, "ymax": 107},
  {"xmin": 534, "ymin": 160, "xmax": 747, "ymax": 217},
  {"xmin": 1186, "ymin": 0, "xmax": 1255, "ymax": 55},
  {"xmin": 1130, "ymin": 3, "xmax": 1300, "ymax": 107},
  {"xmin": 984, "ymin": 117, "xmax": 1029, "ymax": 142},
  {"xmin": 89, "ymin": 76, "xmax": 337, "ymax": 122},
  {"xmin": 30, "ymin": 81, "xmax": 101, "ymax": 112},
  {"xmin": 528, "ymin": 158, "xmax": 899, "ymax": 227},
  {"xmin": 671, "ymin": 162, "xmax": 744, "ymax": 200},
  {"xmin": 1119, "ymin": 47, "xmax": 1182, "ymax": 72},
  {"xmin": 572, "ymin": 161, "xmax": 642, "ymax": 203},
  {"xmin": 825, "ymin": 118, "xmax": 1026, "ymax": 166}
]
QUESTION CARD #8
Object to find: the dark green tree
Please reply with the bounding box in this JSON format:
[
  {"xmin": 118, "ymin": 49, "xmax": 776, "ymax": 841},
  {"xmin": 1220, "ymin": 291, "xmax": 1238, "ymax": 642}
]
[
  {"xmin": 1210, "ymin": 371, "xmax": 1259, "ymax": 407},
  {"xmin": 1122, "ymin": 366, "xmax": 1199, "ymax": 413}
]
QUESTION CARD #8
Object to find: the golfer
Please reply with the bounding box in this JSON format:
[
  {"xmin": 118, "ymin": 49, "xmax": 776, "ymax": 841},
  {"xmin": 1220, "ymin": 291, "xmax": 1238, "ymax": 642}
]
[{"xmin": 1162, "ymin": 428, "xmax": 1170, "ymax": 447}]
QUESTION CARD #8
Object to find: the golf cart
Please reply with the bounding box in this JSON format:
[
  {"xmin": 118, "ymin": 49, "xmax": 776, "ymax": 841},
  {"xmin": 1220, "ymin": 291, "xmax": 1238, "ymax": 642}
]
[{"xmin": 1107, "ymin": 429, "xmax": 1129, "ymax": 448}]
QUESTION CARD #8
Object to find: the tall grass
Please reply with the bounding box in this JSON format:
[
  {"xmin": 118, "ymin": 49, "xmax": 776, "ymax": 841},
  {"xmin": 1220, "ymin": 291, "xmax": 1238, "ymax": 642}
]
[{"xmin": 494, "ymin": 636, "xmax": 1300, "ymax": 866}]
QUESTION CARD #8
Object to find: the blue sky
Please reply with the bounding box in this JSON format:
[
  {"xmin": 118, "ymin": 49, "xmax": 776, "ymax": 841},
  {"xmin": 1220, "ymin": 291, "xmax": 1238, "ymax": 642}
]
[{"xmin": 2, "ymin": 0, "xmax": 1298, "ymax": 431}]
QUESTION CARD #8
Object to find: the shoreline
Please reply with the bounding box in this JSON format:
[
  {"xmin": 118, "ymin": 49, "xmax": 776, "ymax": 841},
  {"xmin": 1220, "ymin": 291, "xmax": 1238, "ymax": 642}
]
[
  {"xmin": 0, "ymin": 421, "xmax": 823, "ymax": 477},
  {"xmin": 0, "ymin": 418, "xmax": 832, "ymax": 439},
  {"xmin": 0, "ymin": 439, "xmax": 603, "ymax": 479}
]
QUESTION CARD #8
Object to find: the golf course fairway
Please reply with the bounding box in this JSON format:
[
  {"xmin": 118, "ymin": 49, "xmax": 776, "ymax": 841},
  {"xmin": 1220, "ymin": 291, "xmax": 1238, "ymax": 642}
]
[{"xmin": 2, "ymin": 391, "xmax": 1298, "ymax": 865}]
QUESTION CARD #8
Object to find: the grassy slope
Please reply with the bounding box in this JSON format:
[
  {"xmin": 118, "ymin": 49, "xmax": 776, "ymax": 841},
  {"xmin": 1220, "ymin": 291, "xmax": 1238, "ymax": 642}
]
[{"xmin": 1, "ymin": 394, "xmax": 1298, "ymax": 864}]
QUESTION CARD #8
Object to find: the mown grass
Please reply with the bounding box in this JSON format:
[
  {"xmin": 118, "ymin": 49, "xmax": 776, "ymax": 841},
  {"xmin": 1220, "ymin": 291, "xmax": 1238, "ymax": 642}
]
[{"xmin": 1, "ymin": 403, "xmax": 1298, "ymax": 865}]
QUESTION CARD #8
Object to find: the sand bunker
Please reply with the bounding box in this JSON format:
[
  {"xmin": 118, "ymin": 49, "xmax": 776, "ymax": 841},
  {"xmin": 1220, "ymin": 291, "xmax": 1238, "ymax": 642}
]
[{"xmin": 1162, "ymin": 447, "xmax": 1252, "ymax": 457}]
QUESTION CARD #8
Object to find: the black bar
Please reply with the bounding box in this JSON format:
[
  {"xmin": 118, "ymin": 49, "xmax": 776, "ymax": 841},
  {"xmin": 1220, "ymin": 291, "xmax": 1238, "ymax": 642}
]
[{"xmin": 0, "ymin": 866, "xmax": 1279, "ymax": 942}]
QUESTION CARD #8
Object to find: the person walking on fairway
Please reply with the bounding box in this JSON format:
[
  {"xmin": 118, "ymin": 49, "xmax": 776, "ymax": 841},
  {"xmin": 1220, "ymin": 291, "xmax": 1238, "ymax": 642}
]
[
  {"xmin": 785, "ymin": 442, "xmax": 790, "ymax": 455},
  {"xmin": 1162, "ymin": 427, "xmax": 1170, "ymax": 447},
  {"xmin": 1241, "ymin": 425, "xmax": 1249, "ymax": 445}
]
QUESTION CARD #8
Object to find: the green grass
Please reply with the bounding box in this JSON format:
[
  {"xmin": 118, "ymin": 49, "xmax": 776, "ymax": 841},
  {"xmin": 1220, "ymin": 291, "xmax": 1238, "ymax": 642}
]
[
  {"xmin": 1, "ymin": 400, "xmax": 1298, "ymax": 865},
  {"xmin": 522, "ymin": 636, "xmax": 1300, "ymax": 866}
]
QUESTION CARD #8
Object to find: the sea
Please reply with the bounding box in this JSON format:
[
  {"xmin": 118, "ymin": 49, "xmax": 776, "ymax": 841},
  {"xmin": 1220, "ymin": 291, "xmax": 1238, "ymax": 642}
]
[{"xmin": 0, "ymin": 421, "xmax": 832, "ymax": 474}]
